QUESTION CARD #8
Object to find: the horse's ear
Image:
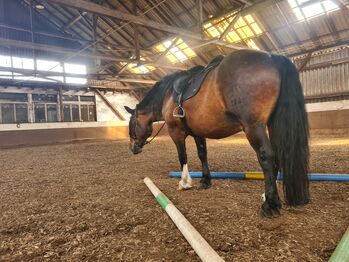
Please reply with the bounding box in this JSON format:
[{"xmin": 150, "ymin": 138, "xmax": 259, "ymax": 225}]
[{"xmin": 124, "ymin": 106, "xmax": 135, "ymax": 115}]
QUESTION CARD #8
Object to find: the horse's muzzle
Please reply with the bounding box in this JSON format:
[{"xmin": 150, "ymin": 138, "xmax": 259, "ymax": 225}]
[{"xmin": 130, "ymin": 141, "xmax": 143, "ymax": 155}]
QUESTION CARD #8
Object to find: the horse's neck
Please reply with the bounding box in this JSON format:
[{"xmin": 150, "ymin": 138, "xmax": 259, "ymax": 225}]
[{"xmin": 142, "ymin": 101, "xmax": 163, "ymax": 122}]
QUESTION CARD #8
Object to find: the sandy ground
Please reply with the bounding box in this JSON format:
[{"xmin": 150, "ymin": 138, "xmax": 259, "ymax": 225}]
[{"xmin": 0, "ymin": 130, "xmax": 348, "ymax": 261}]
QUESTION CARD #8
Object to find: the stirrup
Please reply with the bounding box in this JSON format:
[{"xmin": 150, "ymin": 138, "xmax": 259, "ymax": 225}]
[{"xmin": 173, "ymin": 106, "xmax": 185, "ymax": 118}]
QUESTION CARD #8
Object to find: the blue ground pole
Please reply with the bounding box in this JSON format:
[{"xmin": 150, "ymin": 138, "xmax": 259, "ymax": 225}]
[{"xmin": 169, "ymin": 172, "xmax": 349, "ymax": 182}]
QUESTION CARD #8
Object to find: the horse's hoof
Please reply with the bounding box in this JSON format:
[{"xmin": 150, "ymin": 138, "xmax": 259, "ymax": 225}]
[
  {"xmin": 199, "ymin": 179, "xmax": 212, "ymax": 187},
  {"xmin": 260, "ymin": 202, "xmax": 281, "ymax": 218},
  {"xmin": 178, "ymin": 181, "xmax": 193, "ymax": 191},
  {"xmin": 195, "ymin": 184, "xmax": 211, "ymax": 190}
]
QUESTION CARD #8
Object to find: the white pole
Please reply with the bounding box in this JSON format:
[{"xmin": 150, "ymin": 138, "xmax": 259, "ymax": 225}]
[{"xmin": 144, "ymin": 177, "xmax": 224, "ymax": 262}]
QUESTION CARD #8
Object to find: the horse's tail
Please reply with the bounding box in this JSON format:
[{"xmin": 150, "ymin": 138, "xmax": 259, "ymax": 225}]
[{"xmin": 268, "ymin": 54, "xmax": 310, "ymax": 206}]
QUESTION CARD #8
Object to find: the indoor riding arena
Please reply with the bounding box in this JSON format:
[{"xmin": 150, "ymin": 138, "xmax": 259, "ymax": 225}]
[{"xmin": 0, "ymin": 0, "xmax": 348, "ymax": 261}]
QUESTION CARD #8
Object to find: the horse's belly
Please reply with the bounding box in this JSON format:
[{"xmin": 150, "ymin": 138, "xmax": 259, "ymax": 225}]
[{"xmin": 190, "ymin": 114, "xmax": 242, "ymax": 139}]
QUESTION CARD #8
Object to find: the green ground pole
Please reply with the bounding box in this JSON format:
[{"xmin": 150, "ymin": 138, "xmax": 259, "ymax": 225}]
[{"xmin": 329, "ymin": 227, "xmax": 349, "ymax": 262}]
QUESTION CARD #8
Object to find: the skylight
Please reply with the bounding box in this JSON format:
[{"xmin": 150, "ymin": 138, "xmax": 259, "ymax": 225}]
[
  {"xmin": 121, "ymin": 56, "xmax": 155, "ymax": 74},
  {"xmin": 288, "ymin": 0, "xmax": 339, "ymax": 20},
  {"xmin": 203, "ymin": 13, "xmax": 263, "ymax": 50},
  {"xmin": 155, "ymin": 38, "xmax": 196, "ymax": 64}
]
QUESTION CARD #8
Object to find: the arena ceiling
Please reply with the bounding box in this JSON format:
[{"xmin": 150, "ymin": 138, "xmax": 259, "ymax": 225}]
[{"xmin": 0, "ymin": 0, "xmax": 349, "ymax": 90}]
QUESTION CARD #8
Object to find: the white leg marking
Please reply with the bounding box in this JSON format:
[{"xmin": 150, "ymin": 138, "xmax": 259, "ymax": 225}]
[
  {"xmin": 261, "ymin": 192, "xmax": 266, "ymax": 202},
  {"xmin": 178, "ymin": 164, "xmax": 193, "ymax": 190}
]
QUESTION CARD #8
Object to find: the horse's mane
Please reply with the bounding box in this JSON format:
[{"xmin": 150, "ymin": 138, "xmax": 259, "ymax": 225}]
[
  {"xmin": 136, "ymin": 55, "xmax": 224, "ymax": 113},
  {"xmin": 136, "ymin": 70, "xmax": 188, "ymax": 111}
]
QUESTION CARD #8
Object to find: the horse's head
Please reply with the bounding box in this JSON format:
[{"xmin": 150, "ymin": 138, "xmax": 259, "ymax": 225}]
[{"xmin": 124, "ymin": 106, "xmax": 153, "ymax": 155}]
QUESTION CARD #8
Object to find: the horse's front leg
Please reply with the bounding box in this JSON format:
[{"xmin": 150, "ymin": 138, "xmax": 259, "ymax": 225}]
[
  {"xmin": 169, "ymin": 128, "xmax": 192, "ymax": 190},
  {"xmin": 194, "ymin": 137, "xmax": 212, "ymax": 189}
]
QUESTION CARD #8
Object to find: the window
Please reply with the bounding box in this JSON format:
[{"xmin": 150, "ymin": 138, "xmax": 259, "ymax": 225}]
[
  {"xmin": 0, "ymin": 71, "xmax": 12, "ymax": 79},
  {"xmin": 1, "ymin": 104, "xmax": 15, "ymax": 123},
  {"xmin": 203, "ymin": 12, "xmax": 263, "ymax": 50},
  {"xmin": 36, "ymin": 59, "xmax": 64, "ymax": 82},
  {"xmin": 32, "ymin": 94, "xmax": 58, "ymax": 123},
  {"xmin": 32, "ymin": 94, "xmax": 57, "ymax": 103},
  {"xmin": 288, "ymin": 0, "xmax": 339, "ymax": 20},
  {"xmin": 0, "ymin": 55, "xmax": 13, "ymax": 80},
  {"xmin": 0, "ymin": 55, "xmax": 12, "ymax": 67},
  {"xmin": 81, "ymin": 105, "xmax": 89, "ymax": 122},
  {"xmin": 12, "ymin": 57, "xmax": 35, "ymax": 81},
  {"xmin": 88, "ymin": 105, "xmax": 96, "ymax": 121},
  {"xmin": 0, "ymin": 54, "xmax": 87, "ymax": 84},
  {"xmin": 64, "ymin": 63, "xmax": 87, "ymax": 84},
  {"xmin": 63, "ymin": 95, "xmax": 79, "ymax": 102},
  {"xmin": 47, "ymin": 104, "xmax": 58, "ymax": 122},
  {"xmin": 34, "ymin": 104, "xmax": 46, "ymax": 123},
  {"xmin": 80, "ymin": 96, "xmax": 95, "ymax": 102},
  {"xmin": 80, "ymin": 104, "xmax": 96, "ymax": 122},
  {"xmin": 12, "ymin": 57, "xmax": 34, "ymax": 70},
  {"xmin": 15, "ymin": 104, "xmax": 28, "ymax": 123},
  {"xmin": 62, "ymin": 95, "xmax": 96, "ymax": 122},
  {"xmin": 0, "ymin": 93, "xmax": 29, "ymax": 124},
  {"xmin": 63, "ymin": 105, "xmax": 71, "ymax": 122},
  {"xmin": 63, "ymin": 104, "xmax": 80, "ymax": 122},
  {"xmin": 0, "ymin": 93, "xmax": 28, "ymax": 102},
  {"xmin": 0, "ymin": 92, "xmax": 96, "ymax": 124},
  {"xmin": 154, "ymin": 38, "xmax": 196, "ymax": 63},
  {"xmin": 72, "ymin": 105, "xmax": 80, "ymax": 121}
]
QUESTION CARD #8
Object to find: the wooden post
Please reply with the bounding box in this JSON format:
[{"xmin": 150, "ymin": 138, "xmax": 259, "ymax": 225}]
[
  {"xmin": 297, "ymin": 52, "xmax": 312, "ymax": 72},
  {"xmin": 58, "ymin": 86, "xmax": 64, "ymax": 122},
  {"xmin": 133, "ymin": 0, "xmax": 140, "ymax": 63}
]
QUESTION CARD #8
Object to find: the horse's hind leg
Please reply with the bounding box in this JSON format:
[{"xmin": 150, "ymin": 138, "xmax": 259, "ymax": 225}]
[
  {"xmin": 244, "ymin": 123, "xmax": 281, "ymax": 217},
  {"xmin": 194, "ymin": 137, "xmax": 212, "ymax": 189}
]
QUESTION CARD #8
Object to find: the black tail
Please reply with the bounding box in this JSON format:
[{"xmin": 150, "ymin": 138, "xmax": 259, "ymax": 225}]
[{"xmin": 268, "ymin": 54, "xmax": 310, "ymax": 206}]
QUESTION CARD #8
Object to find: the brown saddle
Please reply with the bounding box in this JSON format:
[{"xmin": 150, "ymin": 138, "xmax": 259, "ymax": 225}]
[{"xmin": 172, "ymin": 55, "xmax": 224, "ymax": 117}]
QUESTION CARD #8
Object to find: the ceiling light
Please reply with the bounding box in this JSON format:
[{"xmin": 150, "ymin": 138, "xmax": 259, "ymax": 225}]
[{"xmin": 35, "ymin": 4, "xmax": 45, "ymax": 10}]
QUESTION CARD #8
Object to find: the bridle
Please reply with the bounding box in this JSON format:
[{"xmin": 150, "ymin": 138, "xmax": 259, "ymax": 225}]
[
  {"xmin": 144, "ymin": 121, "xmax": 166, "ymax": 145},
  {"xmin": 130, "ymin": 115, "xmax": 166, "ymax": 146}
]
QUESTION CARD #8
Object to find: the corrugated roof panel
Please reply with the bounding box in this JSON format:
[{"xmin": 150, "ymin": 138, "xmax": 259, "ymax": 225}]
[
  {"xmin": 273, "ymin": 28, "xmax": 298, "ymax": 46},
  {"xmin": 308, "ymin": 17, "xmax": 332, "ymax": 37},
  {"xmin": 330, "ymin": 10, "xmax": 349, "ymax": 31},
  {"xmin": 292, "ymin": 23, "xmax": 313, "ymax": 42},
  {"xmin": 258, "ymin": 6, "xmax": 285, "ymax": 29}
]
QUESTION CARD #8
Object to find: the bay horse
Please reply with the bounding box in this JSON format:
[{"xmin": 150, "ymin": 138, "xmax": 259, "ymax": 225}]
[{"xmin": 125, "ymin": 50, "xmax": 309, "ymax": 217}]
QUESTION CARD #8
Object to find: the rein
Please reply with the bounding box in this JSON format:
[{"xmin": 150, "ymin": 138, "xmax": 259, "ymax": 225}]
[{"xmin": 144, "ymin": 122, "xmax": 166, "ymax": 145}]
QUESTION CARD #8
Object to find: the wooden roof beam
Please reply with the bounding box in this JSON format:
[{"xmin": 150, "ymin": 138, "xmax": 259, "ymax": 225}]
[
  {"xmin": 0, "ymin": 66, "xmax": 156, "ymax": 85},
  {"xmin": 45, "ymin": 0, "xmax": 202, "ymax": 40},
  {"xmin": 0, "ymin": 37, "xmax": 134, "ymax": 63},
  {"xmin": 95, "ymin": 88, "xmax": 126, "ymax": 120}
]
